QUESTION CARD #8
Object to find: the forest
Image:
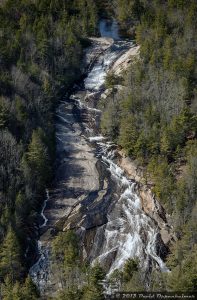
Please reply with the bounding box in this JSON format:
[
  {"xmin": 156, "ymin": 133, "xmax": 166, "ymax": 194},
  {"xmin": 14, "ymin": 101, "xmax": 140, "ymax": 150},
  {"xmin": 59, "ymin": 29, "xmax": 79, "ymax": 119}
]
[
  {"xmin": 0, "ymin": 0, "xmax": 99, "ymax": 298},
  {"xmin": 0, "ymin": 0, "xmax": 196, "ymax": 299}
]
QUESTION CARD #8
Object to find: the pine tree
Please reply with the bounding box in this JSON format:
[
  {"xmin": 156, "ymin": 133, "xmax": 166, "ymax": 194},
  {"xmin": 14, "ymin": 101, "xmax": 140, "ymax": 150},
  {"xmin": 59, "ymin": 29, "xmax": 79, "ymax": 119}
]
[
  {"xmin": 23, "ymin": 129, "xmax": 51, "ymax": 191},
  {"xmin": 21, "ymin": 276, "xmax": 40, "ymax": 300},
  {"xmin": 0, "ymin": 226, "xmax": 22, "ymax": 282},
  {"xmin": 82, "ymin": 264, "xmax": 106, "ymax": 300}
]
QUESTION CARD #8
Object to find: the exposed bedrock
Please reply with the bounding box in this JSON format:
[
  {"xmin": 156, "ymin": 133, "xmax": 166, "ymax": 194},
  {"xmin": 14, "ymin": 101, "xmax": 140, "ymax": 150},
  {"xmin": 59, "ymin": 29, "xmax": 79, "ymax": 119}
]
[{"xmin": 29, "ymin": 20, "xmax": 173, "ymax": 297}]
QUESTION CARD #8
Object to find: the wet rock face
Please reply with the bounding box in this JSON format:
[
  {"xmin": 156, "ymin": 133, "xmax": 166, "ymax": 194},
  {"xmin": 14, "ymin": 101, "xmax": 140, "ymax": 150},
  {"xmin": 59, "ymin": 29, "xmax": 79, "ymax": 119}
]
[
  {"xmin": 155, "ymin": 233, "xmax": 170, "ymax": 261},
  {"xmin": 60, "ymin": 131, "xmax": 171, "ymax": 275},
  {"xmin": 117, "ymin": 149, "xmax": 174, "ymax": 250},
  {"xmin": 29, "ymin": 20, "xmax": 172, "ymax": 296}
]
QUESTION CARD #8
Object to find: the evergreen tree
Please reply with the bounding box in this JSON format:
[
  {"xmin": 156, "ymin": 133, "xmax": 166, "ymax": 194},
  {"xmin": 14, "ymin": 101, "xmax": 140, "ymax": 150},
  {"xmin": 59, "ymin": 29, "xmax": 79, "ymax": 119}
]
[
  {"xmin": 21, "ymin": 276, "xmax": 40, "ymax": 300},
  {"xmin": 0, "ymin": 226, "xmax": 22, "ymax": 282}
]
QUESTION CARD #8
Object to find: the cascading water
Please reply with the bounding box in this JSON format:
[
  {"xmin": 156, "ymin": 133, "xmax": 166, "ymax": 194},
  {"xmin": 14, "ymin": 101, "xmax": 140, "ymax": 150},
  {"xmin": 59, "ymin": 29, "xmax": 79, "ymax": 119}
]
[
  {"xmin": 89, "ymin": 141, "xmax": 169, "ymax": 274},
  {"xmin": 40, "ymin": 189, "xmax": 49, "ymax": 228},
  {"xmin": 29, "ymin": 19, "xmax": 169, "ymax": 295},
  {"xmin": 84, "ymin": 40, "xmax": 134, "ymax": 91},
  {"xmin": 29, "ymin": 190, "xmax": 51, "ymax": 292}
]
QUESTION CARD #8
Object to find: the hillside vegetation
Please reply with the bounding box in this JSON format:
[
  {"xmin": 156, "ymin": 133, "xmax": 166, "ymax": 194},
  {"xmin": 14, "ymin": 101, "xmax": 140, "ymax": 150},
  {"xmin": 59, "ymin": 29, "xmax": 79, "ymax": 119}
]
[{"xmin": 0, "ymin": 0, "xmax": 98, "ymax": 297}]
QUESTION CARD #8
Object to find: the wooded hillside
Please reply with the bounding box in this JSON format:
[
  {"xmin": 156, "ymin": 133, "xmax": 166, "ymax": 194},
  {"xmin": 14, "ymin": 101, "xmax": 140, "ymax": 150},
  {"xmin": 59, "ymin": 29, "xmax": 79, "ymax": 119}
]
[{"xmin": 0, "ymin": 0, "xmax": 98, "ymax": 297}]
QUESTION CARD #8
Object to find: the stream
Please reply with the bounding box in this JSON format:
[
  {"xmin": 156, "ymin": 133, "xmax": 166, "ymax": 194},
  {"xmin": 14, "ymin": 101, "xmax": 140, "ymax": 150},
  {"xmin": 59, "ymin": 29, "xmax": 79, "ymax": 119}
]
[{"xmin": 29, "ymin": 19, "xmax": 169, "ymax": 296}]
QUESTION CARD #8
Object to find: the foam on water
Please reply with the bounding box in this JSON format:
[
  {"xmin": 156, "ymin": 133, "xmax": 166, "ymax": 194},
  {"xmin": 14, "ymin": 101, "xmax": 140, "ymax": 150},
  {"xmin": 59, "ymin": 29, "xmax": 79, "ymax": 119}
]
[{"xmin": 89, "ymin": 136, "xmax": 106, "ymax": 142}]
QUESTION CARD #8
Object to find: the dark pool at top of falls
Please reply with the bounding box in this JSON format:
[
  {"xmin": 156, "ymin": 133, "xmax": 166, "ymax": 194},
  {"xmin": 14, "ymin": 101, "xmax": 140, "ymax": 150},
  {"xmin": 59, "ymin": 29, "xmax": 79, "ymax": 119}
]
[{"xmin": 99, "ymin": 19, "xmax": 120, "ymax": 40}]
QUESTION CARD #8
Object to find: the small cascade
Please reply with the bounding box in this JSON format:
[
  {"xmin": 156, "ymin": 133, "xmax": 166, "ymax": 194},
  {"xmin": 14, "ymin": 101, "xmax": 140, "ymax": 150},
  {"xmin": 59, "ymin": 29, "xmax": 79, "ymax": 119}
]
[
  {"xmin": 29, "ymin": 241, "xmax": 50, "ymax": 291},
  {"xmin": 40, "ymin": 189, "xmax": 49, "ymax": 228},
  {"xmin": 29, "ymin": 190, "xmax": 51, "ymax": 289},
  {"xmin": 84, "ymin": 41, "xmax": 133, "ymax": 91}
]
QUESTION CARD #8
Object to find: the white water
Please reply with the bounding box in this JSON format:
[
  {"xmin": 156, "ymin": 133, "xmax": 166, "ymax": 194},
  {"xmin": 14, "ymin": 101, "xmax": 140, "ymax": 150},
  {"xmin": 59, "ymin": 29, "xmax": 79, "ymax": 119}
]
[
  {"xmin": 40, "ymin": 189, "xmax": 49, "ymax": 228},
  {"xmin": 29, "ymin": 241, "xmax": 50, "ymax": 291},
  {"xmin": 84, "ymin": 41, "xmax": 132, "ymax": 91},
  {"xmin": 89, "ymin": 141, "xmax": 169, "ymax": 275},
  {"xmin": 89, "ymin": 135, "xmax": 106, "ymax": 142},
  {"xmin": 29, "ymin": 190, "xmax": 50, "ymax": 287}
]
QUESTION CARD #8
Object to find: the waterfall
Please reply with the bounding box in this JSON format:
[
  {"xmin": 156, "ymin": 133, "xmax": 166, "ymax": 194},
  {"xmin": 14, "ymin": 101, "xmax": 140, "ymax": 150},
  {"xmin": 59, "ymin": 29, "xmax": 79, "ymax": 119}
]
[
  {"xmin": 89, "ymin": 140, "xmax": 169, "ymax": 275},
  {"xmin": 29, "ymin": 20, "xmax": 169, "ymax": 295}
]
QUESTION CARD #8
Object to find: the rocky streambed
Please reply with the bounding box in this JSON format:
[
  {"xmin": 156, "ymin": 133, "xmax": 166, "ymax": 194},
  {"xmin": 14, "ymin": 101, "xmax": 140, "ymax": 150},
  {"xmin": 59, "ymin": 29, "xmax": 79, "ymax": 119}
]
[{"xmin": 29, "ymin": 20, "xmax": 172, "ymax": 297}]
